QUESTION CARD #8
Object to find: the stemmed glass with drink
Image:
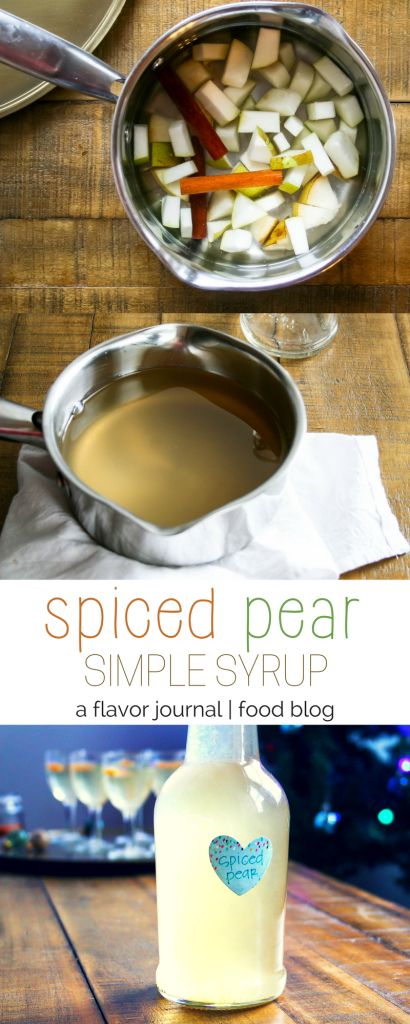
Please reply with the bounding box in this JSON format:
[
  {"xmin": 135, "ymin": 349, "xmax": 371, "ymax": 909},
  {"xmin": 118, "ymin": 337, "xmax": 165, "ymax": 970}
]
[
  {"xmin": 102, "ymin": 750, "xmax": 155, "ymax": 859},
  {"xmin": 152, "ymin": 750, "xmax": 185, "ymax": 795},
  {"xmin": 44, "ymin": 749, "xmax": 78, "ymax": 846},
  {"xmin": 44, "ymin": 746, "xmax": 186, "ymax": 859},
  {"xmin": 69, "ymin": 750, "xmax": 111, "ymax": 855}
]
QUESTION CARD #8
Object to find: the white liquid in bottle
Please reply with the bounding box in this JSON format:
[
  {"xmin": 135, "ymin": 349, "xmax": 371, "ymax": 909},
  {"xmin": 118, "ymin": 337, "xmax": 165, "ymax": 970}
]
[{"xmin": 155, "ymin": 726, "xmax": 289, "ymax": 1009}]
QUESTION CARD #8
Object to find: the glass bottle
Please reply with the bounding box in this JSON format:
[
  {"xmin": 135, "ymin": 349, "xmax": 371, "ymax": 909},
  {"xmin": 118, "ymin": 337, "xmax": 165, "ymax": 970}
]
[{"xmin": 155, "ymin": 725, "xmax": 289, "ymax": 1009}]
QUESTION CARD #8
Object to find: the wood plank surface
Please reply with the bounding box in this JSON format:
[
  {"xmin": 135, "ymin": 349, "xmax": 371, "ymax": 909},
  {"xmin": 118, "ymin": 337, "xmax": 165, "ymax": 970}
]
[
  {"xmin": 0, "ymin": 0, "xmax": 409, "ymax": 313},
  {"xmin": 0, "ymin": 312, "xmax": 408, "ymax": 578},
  {"xmin": 41, "ymin": 867, "xmax": 410, "ymax": 1024},
  {"xmin": 2, "ymin": 865, "xmax": 409, "ymax": 1022},
  {"xmin": 0, "ymin": 875, "xmax": 104, "ymax": 1023},
  {"xmin": 288, "ymin": 864, "xmax": 410, "ymax": 956}
]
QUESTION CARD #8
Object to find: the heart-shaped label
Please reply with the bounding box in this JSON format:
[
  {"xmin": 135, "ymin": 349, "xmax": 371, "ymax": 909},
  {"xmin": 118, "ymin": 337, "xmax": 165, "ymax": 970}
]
[{"xmin": 209, "ymin": 835, "xmax": 272, "ymax": 896}]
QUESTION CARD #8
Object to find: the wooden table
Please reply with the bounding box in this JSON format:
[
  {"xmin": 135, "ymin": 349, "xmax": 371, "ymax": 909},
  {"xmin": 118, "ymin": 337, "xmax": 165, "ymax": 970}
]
[
  {"xmin": 1, "ymin": 864, "xmax": 410, "ymax": 1023},
  {"xmin": 0, "ymin": 311, "xmax": 409, "ymax": 578},
  {"xmin": 0, "ymin": 0, "xmax": 409, "ymax": 314}
]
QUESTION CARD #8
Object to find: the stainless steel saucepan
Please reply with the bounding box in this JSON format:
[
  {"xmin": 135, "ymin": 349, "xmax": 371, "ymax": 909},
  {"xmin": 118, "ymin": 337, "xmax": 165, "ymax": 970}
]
[
  {"xmin": 0, "ymin": 324, "xmax": 306, "ymax": 565},
  {"xmin": 0, "ymin": 4, "xmax": 395, "ymax": 291}
]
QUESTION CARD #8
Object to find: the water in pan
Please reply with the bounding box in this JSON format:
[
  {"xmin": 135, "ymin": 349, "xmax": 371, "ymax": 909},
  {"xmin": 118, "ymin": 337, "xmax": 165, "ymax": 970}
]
[{"xmin": 62, "ymin": 366, "xmax": 284, "ymax": 528}]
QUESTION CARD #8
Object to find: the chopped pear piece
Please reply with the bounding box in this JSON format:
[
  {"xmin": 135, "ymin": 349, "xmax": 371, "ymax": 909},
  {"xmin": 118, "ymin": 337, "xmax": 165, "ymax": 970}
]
[
  {"xmin": 286, "ymin": 216, "xmax": 309, "ymax": 254},
  {"xmin": 314, "ymin": 56, "xmax": 353, "ymax": 96},
  {"xmin": 334, "ymin": 95, "xmax": 364, "ymax": 127},
  {"xmin": 176, "ymin": 59, "xmax": 210, "ymax": 92},
  {"xmin": 195, "ymin": 81, "xmax": 239, "ymax": 126},
  {"xmin": 222, "ymin": 39, "xmax": 253, "ymax": 88},
  {"xmin": 243, "ymin": 95, "xmax": 256, "ymax": 110},
  {"xmin": 216, "ymin": 124, "xmax": 240, "ymax": 152},
  {"xmin": 161, "ymin": 195, "xmax": 181, "ymax": 228},
  {"xmin": 252, "ymin": 27, "xmax": 280, "ymax": 69},
  {"xmin": 264, "ymin": 219, "xmax": 291, "ymax": 249},
  {"xmin": 162, "ymin": 159, "xmax": 197, "ymax": 184},
  {"xmin": 207, "ymin": 218, "xmax": 231, "ymax": 242},
  {"xmin": 270, "ymin": 150, "xmax": 312, "ymax": 169},
  {"xmin": 302, "ymin": 163, "xmax": 318, "ymax": 185},
  {"xmin": 256, "ymin": 190, "xmax": 286, "ymax": 213},
  {"xmin": 247, "ymin": 128, "xmax": 274, "ymax": 164},
  {"xmin": 324, "ymin": 130, "xmax": 359, "ymax": 178},
  {"xmin": 192, "ymin": 43, "xmax": 229, "ymax": 61},
  {"xmin": 251, "ymin": 213, "xmax": 278, "ymax": 244},
  {"xmin": 273, "ymin": 131, "xmax": 290, "ymax": 153},
  {"xmin": 260, "ymin": 61, "xmax": 291, "ymax": 89},
  {"xmin": 301, "ymin": 132, "xmax": 334, "ymax": 176},
  {"xmin": 232, "ymin": 193, "xmax": 266, "ymax": 229},
  {"xmin": 206, "ymin": 154, "xmax": 233, "ymax": 170},
  {"xmin": 305, "ymin": 118, "xmax": 337, "ymax": 143},
  {"xmin": 232, "ymin": 162, "xmax": 273, "ymax": 198},
  {"xmin": 304, "ymin": 70, "xmax": 331, "ymax": 103},
  {"xmin": 180, "ymin": 206, "xmax": 193, "ymax": 238},
  {"xmin": 299, "ymin": 173, "xmax": 339, "ymax": 210},
  {"xmin": 339, "ymin": 120, "xmax": 357, "ymax": 141},
  {"xmin": 292, "ymin": 201, "xmax": 336, "ymax": 228},
  {"xmin": 241, "ymin": 148, "xmax": 270, "ymax": 172},
  {"xmin": 168, "ymin": 119, "xmax": 195, "ymax": 158},
  {"xmin": 279, "ymin": 165, "xmax": 306, "ymax": 194},
  {"xmin": 279, "ymin": 41, "xmax": 295, "ymax": 72},
  {"xmin": 284, "ymin": 115, "xmax": 304, "ymax": 137},
  {"xmin": 133, "ymin": 125, "xmax": 149, "ymax": 165},
  {"xmin": 256, "ymin": 88, "xmax": 302, "ymax": 116},
  {"xmin": 289, "ymin": 60, "xmax": 315, "ymax": 99},
  {"xmin": 224, "ymin": 80, "xmax": 256, "ymax": 106},
  {"xmin": 153, "ymin": 169, "xmax": 183, "ymax": 198},
  {"xmin": 151, "ymin": 141, "xmax": 177, "ymax": 167},
  {"xmin": 238, "ymin": 110, "xmax": 280, "ymax": 133},
  {"xmin": 208, "ymin": 189, "xmax": 235, "ymax": 221},
  {"xmin": 294, "ymin": 126, "xmax": 312, "ymax": 147},
  {"xmin": 149, "ymin": 114, "xmax": 172, "ymax": 143},
  {"xmin": 306, "ymin": 100, "xmax": 336, "ymax": 120},
  {"xmin": 220, "ymin": 228, "xmax": 252, "ymax": 252}
]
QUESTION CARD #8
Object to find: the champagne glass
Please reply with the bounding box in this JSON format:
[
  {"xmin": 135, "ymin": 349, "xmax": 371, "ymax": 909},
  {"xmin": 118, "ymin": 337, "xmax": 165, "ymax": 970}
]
[
  {"xmin": 102, "ymin": 750, "xmax": 155, "ymax": 860},
  {"xmin": 44, "ymin": 749, "xmax": 78, "ymax": 846},
  {"xmin": 152, "ymin": 750, "xmax": 185, "ymax": 795},
  {"xmin": 69, "ymin": 750, "xmax": 110, "ymax": 855}
]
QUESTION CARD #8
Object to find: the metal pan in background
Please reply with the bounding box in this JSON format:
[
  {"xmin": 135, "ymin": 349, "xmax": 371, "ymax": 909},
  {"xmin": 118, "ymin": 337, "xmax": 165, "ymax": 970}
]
[
  {"xmin": 0, "ymin": 323, "xmax": 306, "ymax": 567},
  {"xmin": 0, "ymin": 0, "xmax": 126, "ymax": 117},
  {"xmin": 0, "ymin": 4, "xmax": 395, "ymax": 291}
]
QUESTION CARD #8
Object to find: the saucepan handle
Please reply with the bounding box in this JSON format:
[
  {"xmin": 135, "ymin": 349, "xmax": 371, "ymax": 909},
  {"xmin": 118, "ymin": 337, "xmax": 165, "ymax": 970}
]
[
  {"xmin": 0, "ymin": 9, "xmax": 125, "ymax": 102},
  {"xmin": 0, "ymin": 399, "xmax": 46, "ymax": 448}
]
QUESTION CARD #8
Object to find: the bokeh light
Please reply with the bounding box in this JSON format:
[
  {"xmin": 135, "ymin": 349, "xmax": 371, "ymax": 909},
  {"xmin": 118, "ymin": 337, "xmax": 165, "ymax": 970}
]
[{"xmin": 377, "ymin": 808, "xmax": 395, "ymax": 826}]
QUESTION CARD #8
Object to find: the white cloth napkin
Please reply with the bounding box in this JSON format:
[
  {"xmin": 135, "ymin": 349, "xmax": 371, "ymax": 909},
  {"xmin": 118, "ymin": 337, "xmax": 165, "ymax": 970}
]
[{"xmin": 0, "ymin": 436, "xmax": 408, "ymax": 580}]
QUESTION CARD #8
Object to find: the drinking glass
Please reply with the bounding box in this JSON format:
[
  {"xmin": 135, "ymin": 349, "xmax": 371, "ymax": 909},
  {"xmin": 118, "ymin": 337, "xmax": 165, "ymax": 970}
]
[
  {"xmin": 102, "ymin": 750, "xmax": 155, "ymax": 860},
  {"xmin": 69, "ymin": 750, "xmax": 110, "ymax": 855},
  {"xmin": 152, "ymin": 750, "xmax": 185, "ymax": 795},
  {"xmin": 44, "ymin": 750, "xmax": 78, "ymax": 846},
  {"xmin": 240, "ymin": 313, "xmax": 338, "ymax": 359}
]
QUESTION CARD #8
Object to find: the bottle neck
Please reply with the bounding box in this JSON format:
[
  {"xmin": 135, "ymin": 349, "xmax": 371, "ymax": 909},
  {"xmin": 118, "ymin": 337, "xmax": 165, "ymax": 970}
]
[{"xmin": 186, "ymin": 726, "xmax": 259, "ymax": 764}]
